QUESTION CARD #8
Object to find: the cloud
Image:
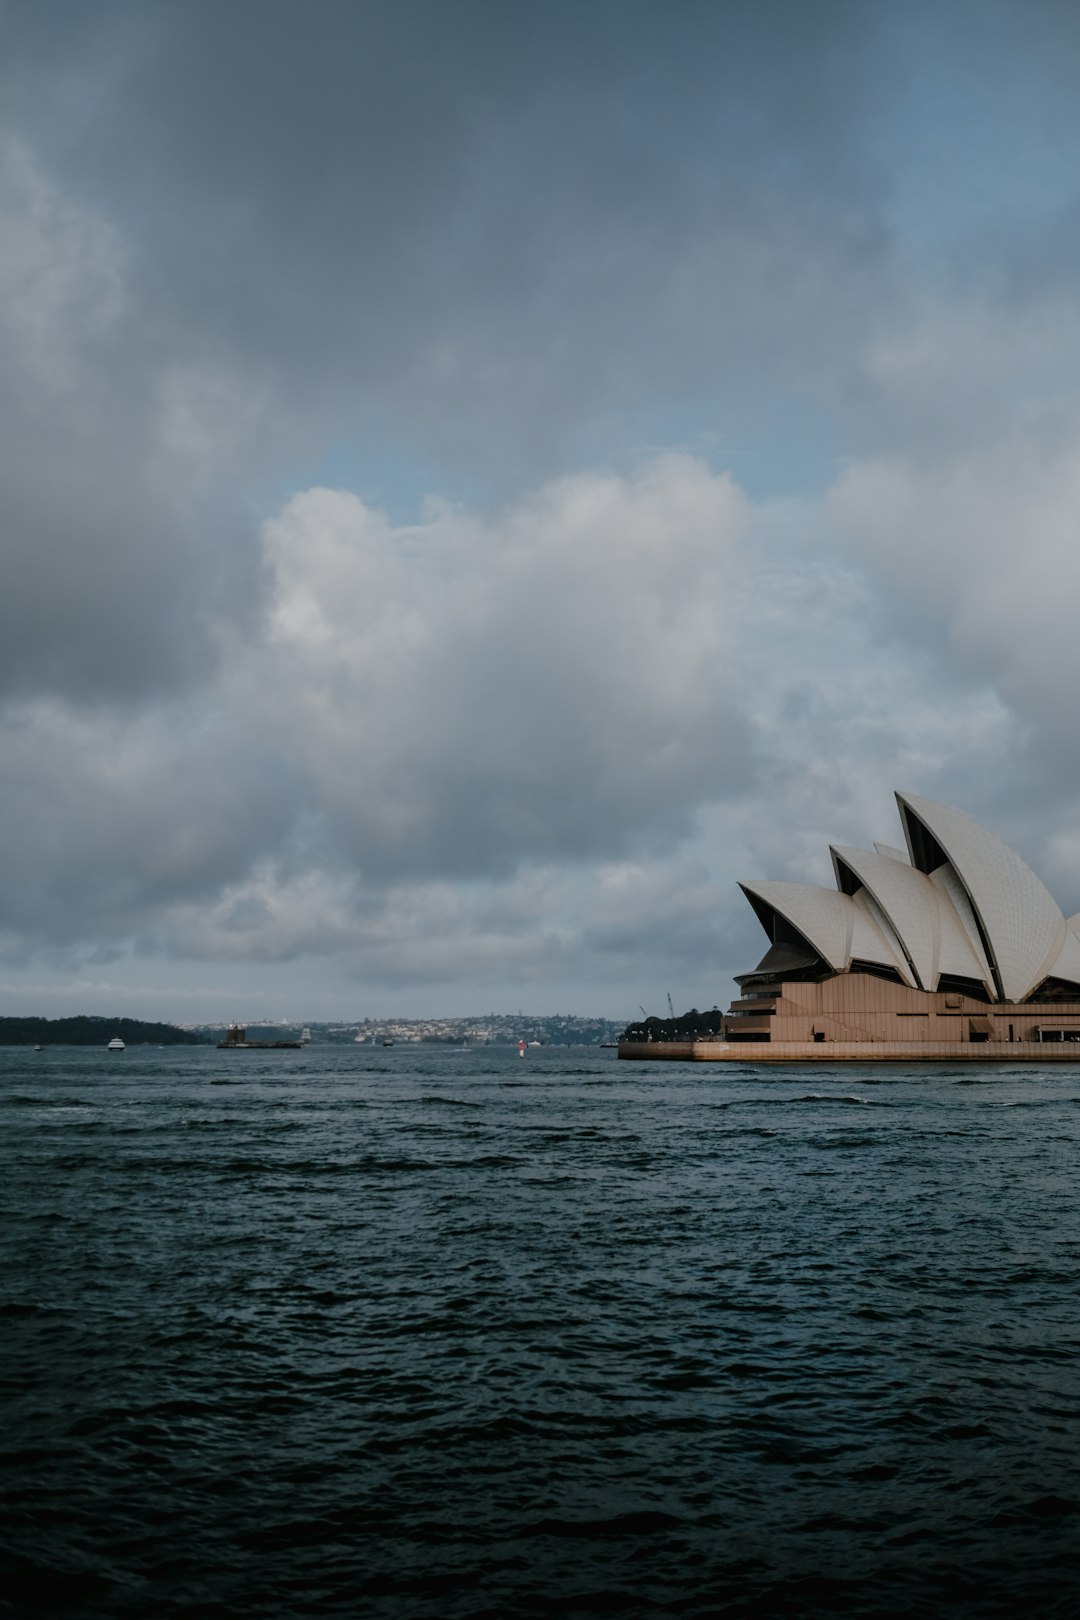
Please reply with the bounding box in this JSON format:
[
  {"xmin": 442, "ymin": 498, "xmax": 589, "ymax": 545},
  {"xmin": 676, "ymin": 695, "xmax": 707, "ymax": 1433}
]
[
  {"xmin": 0, "ymin": 432, "xmax": 1023, "ymax": 1010},
  {"xmin": 261, "ymin": 456, "xmax": 753, "ymax": 878},
  {"xmin": 4, "ymin": 3, "xmax": 1080, "ymax": 1017},
  {"xmin": 2, "ymin": 0, "xmax": 896, "ymax": 490},
  {"xmin": 831, "ymin": 423, "xmax": 1080, "ymax": 762},
  {"xmin": 0, "ymin": 134, "xmax": 267, "ymax": 705},
  {"xmin": 0, "ymin": 455, "xmax": 756, "ymax": 963}
]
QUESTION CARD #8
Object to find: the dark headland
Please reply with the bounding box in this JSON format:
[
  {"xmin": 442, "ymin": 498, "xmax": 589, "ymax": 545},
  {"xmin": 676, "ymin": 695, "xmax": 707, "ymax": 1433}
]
[{"xmin": 0, "ymin": 1015, "xmax": 206, "ymax": 1046}]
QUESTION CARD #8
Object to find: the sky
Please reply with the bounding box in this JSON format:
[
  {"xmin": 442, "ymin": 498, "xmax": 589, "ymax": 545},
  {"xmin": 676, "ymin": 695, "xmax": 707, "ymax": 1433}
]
[{"xmin": 5, "ymin": 0, "xmax": 1080, "ymax": 1024}]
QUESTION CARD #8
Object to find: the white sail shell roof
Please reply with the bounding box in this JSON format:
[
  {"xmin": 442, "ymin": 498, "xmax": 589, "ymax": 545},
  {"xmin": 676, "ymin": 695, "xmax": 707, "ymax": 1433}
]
[
  {"xmin": 897, "ymin": 793, "xmax": 1065, "ymax": 1003},
  {"xmin": 928, "ymin": 865, "xmax": 996, "ymax": 995},
  {"xmin": 850, "ymin": 889, "xmax": 915, "ymax": 985},
  {"xmin": 739, "ymin": 880, "xmax": 910, "ymax": 979},
  {"xmin": 740, "ymin": 792, "xmax": 1072, "ymax": 1004},
  {"xmin": 739, "ymin": 881, "xmax": 850, "ymax": 971},
  {"xmin": 831, "ymin": 845, "xmax": 938, "ymax": 990},
  {"xmin": 1047, "ymin": 924, "xmax": 1080, "ymax": 990}
]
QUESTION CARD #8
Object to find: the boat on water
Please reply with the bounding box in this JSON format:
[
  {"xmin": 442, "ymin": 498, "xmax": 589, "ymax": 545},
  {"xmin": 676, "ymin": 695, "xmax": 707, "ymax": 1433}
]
[
  {"xmin": 107, "ymin": 1037, "xmax": 125, "ymax": 1051},
  {"xmin": 217, "ymin": 1024, "xmax": 302, "ymax": 1050}
]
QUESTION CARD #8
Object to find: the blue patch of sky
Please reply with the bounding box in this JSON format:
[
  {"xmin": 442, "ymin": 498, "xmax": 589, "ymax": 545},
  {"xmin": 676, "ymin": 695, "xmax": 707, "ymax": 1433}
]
[
  {"xmin": 251, "ymin": 397, "xmax": 850, "ymax": 523},
  {"xmin": 865, "ymin": 3, "xmax": 1080, "ymax": 264},
  {"xmin": 631, "ymin": 401, "xmax": 848, "ymax": 504},
  {"xmin": 249, "ymin": 437, "xmax": 442, "ymax": 526}
]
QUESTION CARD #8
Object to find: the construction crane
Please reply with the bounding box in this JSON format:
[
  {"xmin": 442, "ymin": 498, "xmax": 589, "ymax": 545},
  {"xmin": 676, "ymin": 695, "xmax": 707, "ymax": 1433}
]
[{"xmin": 667, "ymin": 992, "xmax": 675, "ymax": 1019}]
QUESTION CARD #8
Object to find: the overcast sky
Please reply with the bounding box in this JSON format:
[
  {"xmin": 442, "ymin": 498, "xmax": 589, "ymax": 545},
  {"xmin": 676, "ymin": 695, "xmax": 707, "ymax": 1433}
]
[{"xmin": 5, "ymin": 0, "xmax": 1080, "ymax": 1024}]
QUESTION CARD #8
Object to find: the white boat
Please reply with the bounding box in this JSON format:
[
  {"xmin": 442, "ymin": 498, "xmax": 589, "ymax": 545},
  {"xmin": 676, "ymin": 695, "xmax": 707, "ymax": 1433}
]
[{"xmin": 107, "ymin": 1036, "xmax": 125, "ymax": 1051}]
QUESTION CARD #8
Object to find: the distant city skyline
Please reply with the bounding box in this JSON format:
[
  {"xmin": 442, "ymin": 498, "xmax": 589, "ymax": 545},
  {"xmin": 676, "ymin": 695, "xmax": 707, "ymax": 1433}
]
[{"xmin": 4, "ymin": 1, "xmax": 1080, "ymax": 1021}]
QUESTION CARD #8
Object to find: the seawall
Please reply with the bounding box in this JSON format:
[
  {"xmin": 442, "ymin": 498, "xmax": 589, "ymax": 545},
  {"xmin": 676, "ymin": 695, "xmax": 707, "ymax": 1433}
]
[{"xmin": 618, "ymin": 1039, "xmax": 1080, "ymax": 1063}]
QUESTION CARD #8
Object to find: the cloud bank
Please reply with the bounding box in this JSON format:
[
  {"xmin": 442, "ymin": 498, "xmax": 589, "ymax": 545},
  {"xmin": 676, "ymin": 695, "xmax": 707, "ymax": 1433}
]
[{"xmin": 3, "ymin": 1, "xmax": 1080, "ymax": 1017}]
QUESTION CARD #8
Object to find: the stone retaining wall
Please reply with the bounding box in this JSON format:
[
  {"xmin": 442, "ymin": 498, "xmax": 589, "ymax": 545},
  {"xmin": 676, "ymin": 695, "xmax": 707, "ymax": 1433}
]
[{"xmin": 618, "ymin": 1040, "xmax": 1080, "ymax": 1063}]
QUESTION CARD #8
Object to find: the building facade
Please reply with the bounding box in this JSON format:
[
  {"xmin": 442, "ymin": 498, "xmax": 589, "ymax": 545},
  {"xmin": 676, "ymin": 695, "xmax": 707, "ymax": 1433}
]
[{"xmin": 621, "ymin": 792, "xmax": 1080, "ymax": 1063}]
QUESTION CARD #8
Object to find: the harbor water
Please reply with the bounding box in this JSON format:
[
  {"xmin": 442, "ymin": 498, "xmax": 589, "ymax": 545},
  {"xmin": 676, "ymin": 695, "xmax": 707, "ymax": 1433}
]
[{"xmin": 3, "ymin": 1045, "xmax": 1080, "ymax": 1617}]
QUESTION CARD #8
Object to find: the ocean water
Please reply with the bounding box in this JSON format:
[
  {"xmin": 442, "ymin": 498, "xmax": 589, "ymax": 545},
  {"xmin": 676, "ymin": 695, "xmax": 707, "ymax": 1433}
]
[{"xmin": 3, "ymin": 1046, "xmax": 1080, "ymax": 1619}]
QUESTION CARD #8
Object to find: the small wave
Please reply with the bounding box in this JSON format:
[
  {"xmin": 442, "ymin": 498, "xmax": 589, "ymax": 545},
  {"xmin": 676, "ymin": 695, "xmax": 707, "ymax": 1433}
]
[
  {"xmin": 2, "ymin": 1093, "xmax": 90, "ymax": 1108},
  {"xmin": 807, "ymin": 1133, "xmax": 881, "ymax": 1149},
  {"xmin": 0, "ymin": 1300, "xmax": 51, "ymax": 1318},
  {"xmin": 0, "ymin": 1557, "xmax": 113, "ymax": 1603},
  {"xmin": 792, "ymin": 1093, "xmax": 869, "ymax": 1105},
  {"xmin": 989, "ymin": 1494, "xmax": 1080, "ymax": 1526},
  {"xmin": 526, "ymin": 1124, "xmax": 604, "ymax": 1136},
  {"xmin": 446, "ymin": 1153, "xmax": 523, "ymax": 1169},
  {"xmin": 650, "ymin": 1369, "xmax": 715, "ymax": 1391},
  {"xmin": 521, "ymin": 1510, "xmax": 682, "ymax": 1539},
  {"xmin": 937, "ymin": 1421, "xmax": 993, "ymax": 1440}
]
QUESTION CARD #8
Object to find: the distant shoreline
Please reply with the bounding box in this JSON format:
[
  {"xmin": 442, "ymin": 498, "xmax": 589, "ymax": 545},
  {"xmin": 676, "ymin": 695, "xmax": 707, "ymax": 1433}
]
[
  {"xmin": 0, "ymin": 1016, "xmax": 204, "ymax": 1047},
  {"xmin": 0, "ymin": 1013, "xmax": 626, "ymax": 1047}
]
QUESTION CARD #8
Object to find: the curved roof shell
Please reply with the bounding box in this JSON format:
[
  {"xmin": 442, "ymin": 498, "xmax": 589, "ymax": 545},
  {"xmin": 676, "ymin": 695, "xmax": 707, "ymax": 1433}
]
[
  {"xmin": 849, "ymin": 889, "xmax": 915, "ymax": 985},
  {"xmin": 1047, "ymin": 924, "xmax": 1080, "ymax": 990},
  {"xmin": 739, "ymin": 879, "xmax": 909, "ymax": 980},
  {"xmin": 897, "ymin": 793, "xmax": 1065, "ymax": 1003},
  {"xmin": 928, "ymin": 864, "xmax": 996, "ymax": 995},
  {"xmin": 831, "ymin": 845, "xmax": 938, "ymax": 990},
  {"xmin": 739, "ymin": 793, "xmax": 1070, "ymax": 1005}
]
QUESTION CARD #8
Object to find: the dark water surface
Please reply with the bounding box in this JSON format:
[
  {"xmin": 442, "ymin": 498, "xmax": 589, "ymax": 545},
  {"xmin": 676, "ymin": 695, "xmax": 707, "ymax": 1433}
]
[{"xmin": 4, "ymin": 1046, "xmax": 1080, "ymax": 1618}]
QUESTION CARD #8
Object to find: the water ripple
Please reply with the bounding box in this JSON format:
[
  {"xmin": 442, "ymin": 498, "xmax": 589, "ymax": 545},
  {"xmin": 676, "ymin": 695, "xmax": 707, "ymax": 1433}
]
[{"xmin": 4, "ymin": 1048, "xmax": 1080, "ymax": 1617}]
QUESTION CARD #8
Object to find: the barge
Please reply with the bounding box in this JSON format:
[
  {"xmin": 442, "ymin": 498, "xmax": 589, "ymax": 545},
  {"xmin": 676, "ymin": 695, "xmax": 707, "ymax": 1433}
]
[{"xmin": 218, "ymin": 1024, "xmax": 304, "ymax": 1050}]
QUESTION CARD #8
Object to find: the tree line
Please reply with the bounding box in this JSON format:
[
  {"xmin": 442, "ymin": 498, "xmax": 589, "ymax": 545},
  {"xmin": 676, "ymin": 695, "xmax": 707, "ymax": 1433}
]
[
  {"xmin": 0, "ymin": 1015, "xmax": 205, "ymax": 1046},
  {"xmin": 621, "ymin": 1008, "xmax": 726, "ymax": 1042}
]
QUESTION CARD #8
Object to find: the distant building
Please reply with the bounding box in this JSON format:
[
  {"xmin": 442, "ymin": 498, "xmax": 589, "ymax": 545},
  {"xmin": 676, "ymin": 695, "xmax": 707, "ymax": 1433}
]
[{"xmin": 623, "ymin": 792, "xmax": 1080, "ymax": 1062}]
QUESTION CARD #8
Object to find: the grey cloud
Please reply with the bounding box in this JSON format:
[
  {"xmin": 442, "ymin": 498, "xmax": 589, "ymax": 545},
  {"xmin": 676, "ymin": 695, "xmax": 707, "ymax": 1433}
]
[
  {"xmin": 0, "ymin": 139, "xmax": 264, "ymax": 705},
  {"xmin": 257, "ymin": 462, "xmax": 758, "ymax": 883},
  {"xmin": 0, "ymin": 696, "xmax": 308, "ymax": 954},
  {"xmin": 0, "ymin": 0, "xmax": 904, "ymax": 718},
  {"xmin": 3, "ymin": 0, "xmax": 893, "ymax": 490},
  {"xmin": 0, "ymin": 455, "xmax": 759, "ymax": 967},
  {"xmin": 0, "ymin": 439, "xmax": 1008, "ymax": 998},
  {"xmin": 4, "ymin": 1, "xmax": 1080, "ymax": 1016}
]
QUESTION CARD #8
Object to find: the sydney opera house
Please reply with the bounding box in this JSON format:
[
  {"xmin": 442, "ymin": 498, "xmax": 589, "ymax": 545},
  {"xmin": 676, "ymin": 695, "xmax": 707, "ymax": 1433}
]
[{"xmin": 621, "ymin": 792, "xmax": 1080, "ymax": 1063}]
